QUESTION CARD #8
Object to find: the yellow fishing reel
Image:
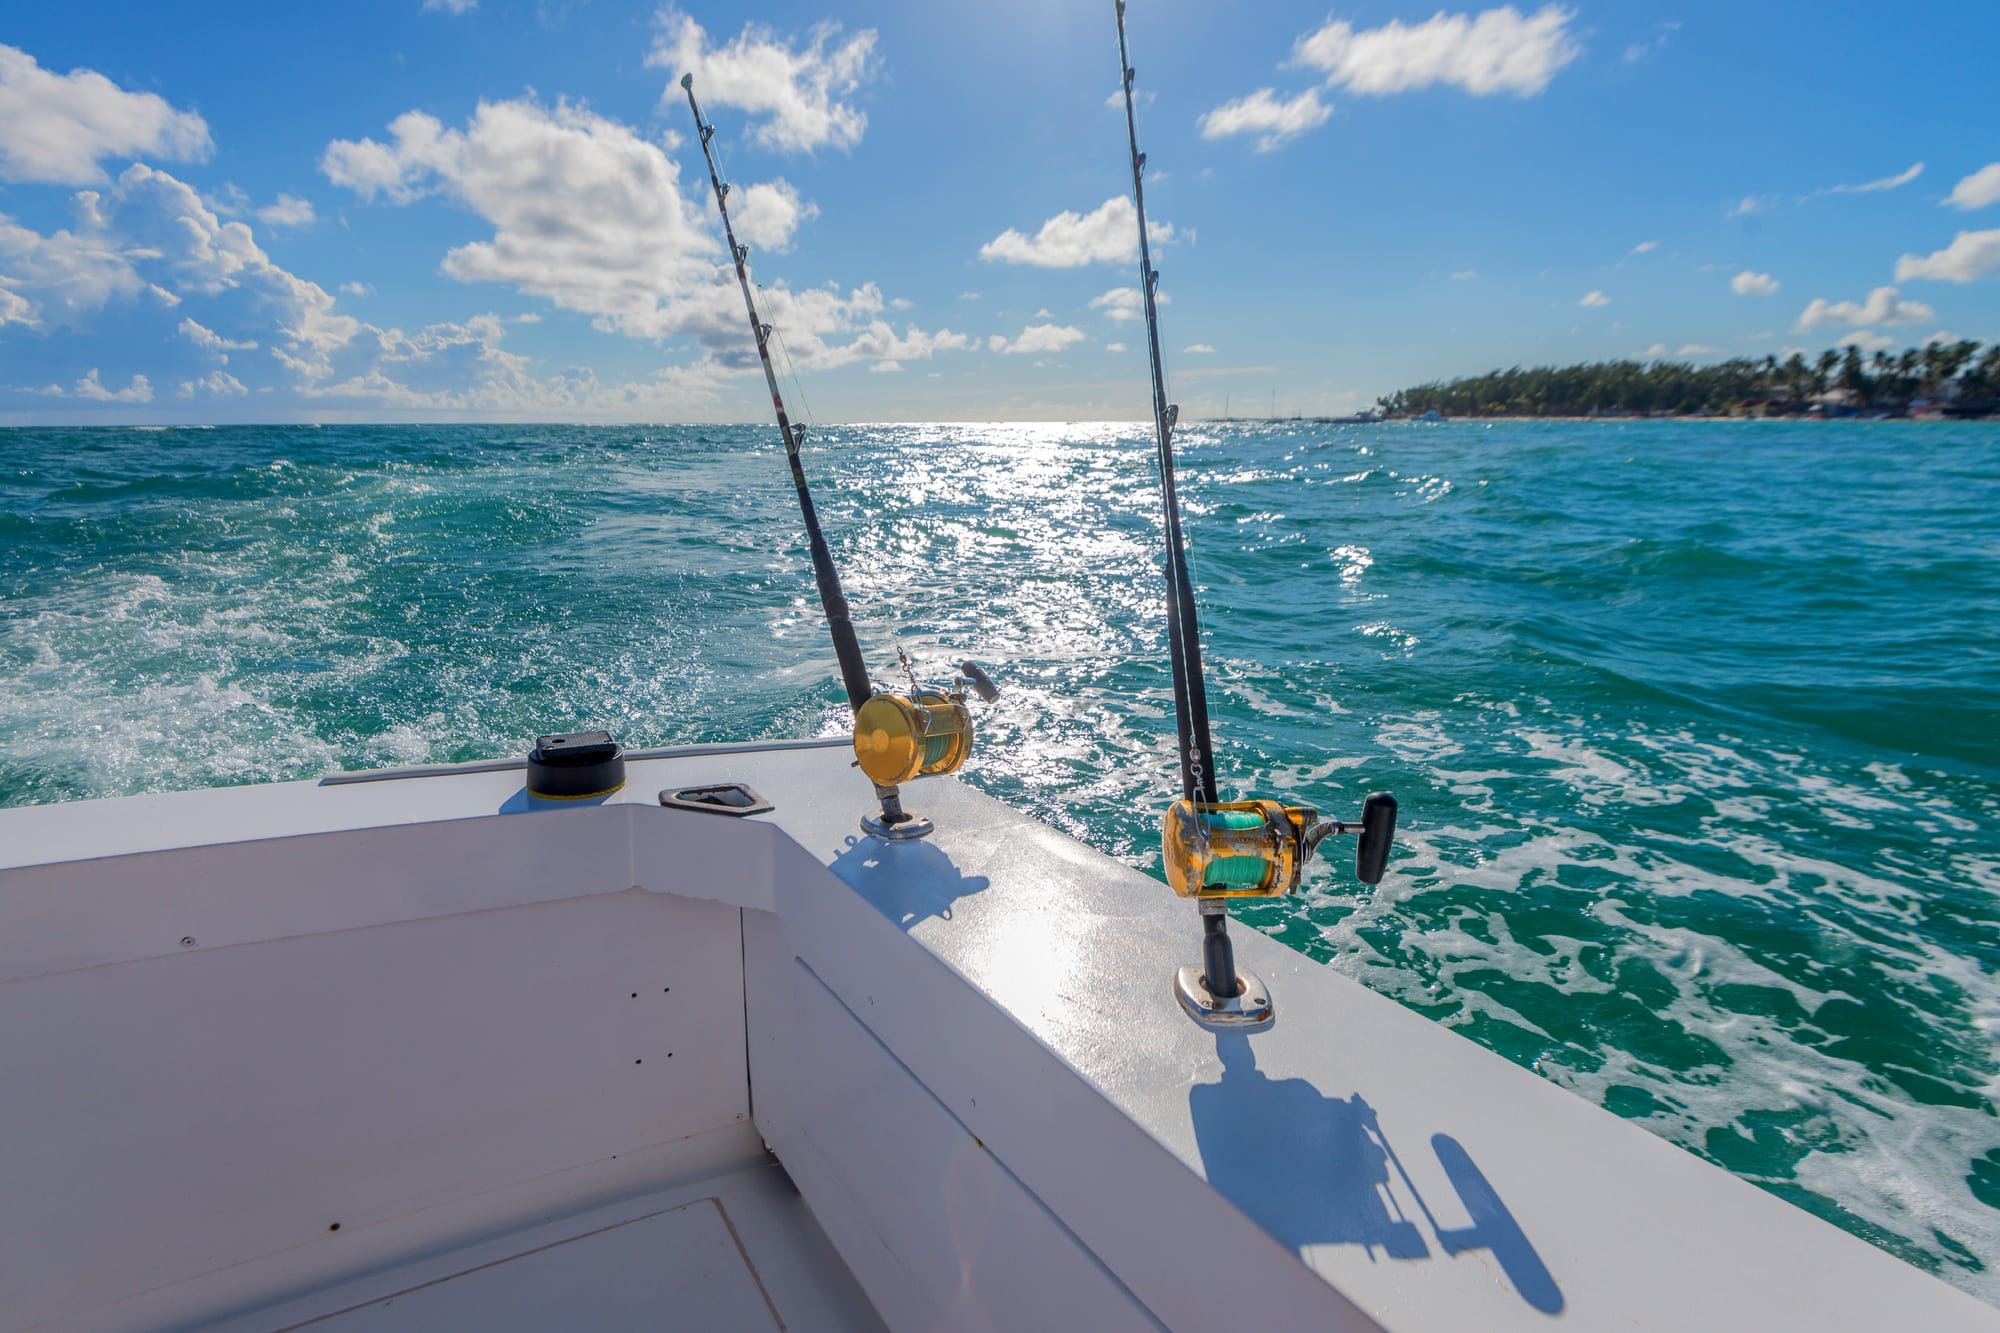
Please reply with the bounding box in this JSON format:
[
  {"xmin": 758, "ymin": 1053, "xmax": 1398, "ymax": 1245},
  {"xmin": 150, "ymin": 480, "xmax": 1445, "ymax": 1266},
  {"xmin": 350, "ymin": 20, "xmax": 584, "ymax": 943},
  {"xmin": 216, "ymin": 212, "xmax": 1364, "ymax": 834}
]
[
  {"xmin": 1163, "ymin": 792, "xmax": 1398, "ymax": 899},
  {"xmin": 852, "ymin": 658, "xmax": 999, "ymax": 839},
  {"xmin": 1164, "ymin": 799, "xmax": 1312, "ymax": 898},
  {"xmin": 853, "ymin": 688, "xmax": 974, "ymax": 786}
]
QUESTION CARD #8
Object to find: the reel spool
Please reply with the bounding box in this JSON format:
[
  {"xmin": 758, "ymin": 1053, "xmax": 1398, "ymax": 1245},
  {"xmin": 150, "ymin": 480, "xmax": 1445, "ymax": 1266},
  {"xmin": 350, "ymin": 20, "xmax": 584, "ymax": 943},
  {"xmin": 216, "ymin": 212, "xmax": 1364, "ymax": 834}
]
[
  {"xmin": 1163, "ymin": 793, "xmax": 1398, "ymax": 900},
  {"xmin": 853, "ymin": 660, "xmax": 998, "ymax": 840},
  {"xmin": 1163, "ymin": 799, "xmax": 1310, "ymax": 899}
]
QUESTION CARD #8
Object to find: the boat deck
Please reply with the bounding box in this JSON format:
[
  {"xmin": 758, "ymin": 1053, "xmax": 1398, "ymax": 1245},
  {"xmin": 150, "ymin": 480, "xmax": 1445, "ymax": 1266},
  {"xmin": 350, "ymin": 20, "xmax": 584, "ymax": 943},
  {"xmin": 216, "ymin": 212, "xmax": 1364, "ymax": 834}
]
[
  {"xmin": 221, "ymin": 1160, "xmax": 882, "ymax": 1333},
  {"xmin": 5, "ymin": 739, "xmax": 1998, "ymax": 1331}
]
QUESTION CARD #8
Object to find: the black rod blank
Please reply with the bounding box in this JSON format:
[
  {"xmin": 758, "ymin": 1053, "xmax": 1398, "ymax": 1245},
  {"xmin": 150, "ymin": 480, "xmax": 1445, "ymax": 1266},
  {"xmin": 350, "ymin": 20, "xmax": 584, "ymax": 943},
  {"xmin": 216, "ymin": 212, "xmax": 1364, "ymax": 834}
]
[{"xmin": 683, "ymin": 76, "xmax": 874, "ymax": 713}]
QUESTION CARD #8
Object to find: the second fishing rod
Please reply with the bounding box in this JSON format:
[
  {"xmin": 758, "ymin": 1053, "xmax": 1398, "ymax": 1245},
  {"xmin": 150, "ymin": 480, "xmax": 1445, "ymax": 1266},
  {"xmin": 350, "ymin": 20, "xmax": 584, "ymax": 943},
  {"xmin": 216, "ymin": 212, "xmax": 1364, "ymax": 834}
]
[
  {"xmin": 681, "ymin": 74, "xmax": 996, "ymax": 840},
  {"xmin": 1115, "ymin": 0, "xmax": 1397, "ymax": 1028}
]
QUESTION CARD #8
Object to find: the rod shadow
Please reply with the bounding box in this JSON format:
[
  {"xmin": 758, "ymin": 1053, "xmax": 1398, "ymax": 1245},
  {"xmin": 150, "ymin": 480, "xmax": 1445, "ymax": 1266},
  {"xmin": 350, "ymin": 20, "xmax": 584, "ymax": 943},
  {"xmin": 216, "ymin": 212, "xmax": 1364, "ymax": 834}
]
[
  {"xmin": 830, "ymin": 834, "xmax": 991, "ymax": 932},
  {"xmin": 1189, "ymin": 1033, "xmax": 1562, "ymax": 1314}
]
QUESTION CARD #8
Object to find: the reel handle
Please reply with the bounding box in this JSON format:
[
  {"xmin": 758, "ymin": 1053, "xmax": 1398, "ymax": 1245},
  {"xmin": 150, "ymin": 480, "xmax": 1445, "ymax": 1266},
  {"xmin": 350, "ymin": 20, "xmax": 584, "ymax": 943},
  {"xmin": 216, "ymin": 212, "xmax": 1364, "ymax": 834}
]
[
  {"xmin": 1356, "ymin": 792, "xmax": 1397, "ymax": 884},
  {"xmin": 957, "ymin": 659, "xmax": 1001, "ymax": 704},
  {"xmin": 1301, "ymin": 792, "xmax": 1398, "ymax": 885}
]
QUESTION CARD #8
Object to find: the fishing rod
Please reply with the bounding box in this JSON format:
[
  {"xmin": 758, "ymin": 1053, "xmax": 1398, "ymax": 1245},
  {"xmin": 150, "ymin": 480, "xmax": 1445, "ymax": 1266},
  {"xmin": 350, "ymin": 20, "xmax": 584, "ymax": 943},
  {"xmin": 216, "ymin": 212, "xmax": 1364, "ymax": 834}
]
[
  {"xmin": 682, "ymin": 74, "xmax": 997, "ymax": 840},
  {"xmin": 1113, "ymin": 0, "xmax": 1396, "ymax": 1027}
]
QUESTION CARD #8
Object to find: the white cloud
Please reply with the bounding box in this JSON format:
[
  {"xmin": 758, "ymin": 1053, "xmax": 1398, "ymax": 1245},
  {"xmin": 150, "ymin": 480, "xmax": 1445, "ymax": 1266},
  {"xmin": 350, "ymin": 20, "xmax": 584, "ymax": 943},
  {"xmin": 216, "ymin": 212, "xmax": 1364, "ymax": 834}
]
[
  {"xmin": 813, "ymin": 320, "xmax": 972, "ymax": 370},
  {"xmin": 731, "ymin": 178, "xmax": 817, "ymax": 251},
  {"xmin": 1837, "ymin": 330, "xmax": 1896, "ymax": 353},
  {"xmin": 0, "ymin": 283, "xmax": 33, "ymax": 326},
  {"xmin": 1183, "ymin": 343, "xmax": 1215, "ymax": 354},
  {"xmin": 1924, "ymin": 330, "xmax": 1963, "ymax": 346},
  {"xmin": 0, "ymin": 163, "xmax": 352, "ymax": 358},
  {"xmin": 294, "ymin": 315, "xmax": 740, "ymax": 418},
  {"xmin": 1197, "ymin": 87, "xmax": 1332, "ymax": 151},
  {"xmin": 979, "ymin": 196, "xmax": 1171, "ymax": 268},
  {"xmin": 1622, "ymin": 22, "xmax": 1678, "ymax": 63},
  {"xmin": 178, "ymin": 317, "xmax": 257, "ymax": 358},
  {"xmin": 0, "ymin": 212, "xmax": 142, "ymax": 326},
  {"xmin": 1631, "ymin": 240, "xmax": 1659, "ymax": 253},
  {"xmin": 0, "ymin": 163, "xmax": 394, "ymax": 394},
  {"xmin": 1731, "ymin": 270, "xmax": 1779, "ymax": 296},
  {"xmin": 71, "ymin": 368, "xmax": 151, "ymax": 401},
  {"xmin": 1106, "ymin": 88, "xmax": 1156, "ymax": 110},
  {"xmin": 256, "ymin": 194, "xmax": 316, "ymax": 229},
  {"xmin": 1104, "ymin": 341, "xmax": 1127, "ymax": 352},
  {"xmin": 1645, "ymin": 343, "xmax": 1667, "ymax": 357},
  {"xmin": 321, "ymin": 97, "xmax": 959, "ymax": 370},
  {"xmin": 339, "ymin": 281, "xmax": 373, "ymax": 297},
  {"xmin": 1089, "ymin": 286, "xmax": 1169, "ymax": 321},
  {"xmin": 1796, "ymin": 285, "xmax": 1935, "ymax": 328},
  {"xmin": 1578, "ymin": 290, "xmax": 1610, "ymax": 307},
  {"xmin": 1894, "ymin": 229, "xmax": 2000, "ymax": 284},
  {"xmin": 868, "ymin": 360, "xmax": 900, "ymax": 373},
  {"xmin": 423, "ymin": 0, "xmax": 477, "ymax": 12},
  {"xmin": 649, "ymin": 9, "xmax": 878, "ymax": 153},
  {"xmin": 321, "ymin": 110, "xmax": 449, "ymax": 204},
  {"xmin": 1811, "ymin": 162, "xmax": 1922, "ymax": 197},
  {"xmin": 324, "ymin": 99, "xmax": 720, "ymax": 340},
  {"xmin": 177, "ymin": 370, "xmax": 247, "ymax": 397},
  {"xmin": 1450, "ymin": 269, "xmax": 1478, "ymax": 280},
  {"xmin": 1726, "ymin": 194, "xmax": 1774, "ymax": 219},
  {"xmin": 958, "ymin": 291, "xmax": 980, "ymax": 301},
  {"xmin": 1292, "ymin": 5, "xmax": 1581, "ymax": 97},
  {"xmin": 1944, "ymin": 164, "xmax": 2000, "ymax": 212},
  {"xmin": 889, "ymin": 296, "xmax": 912, "ymax": 310},
  {"xmin": 988, "ymin": 323, "xmax": 1085, "ymax": 355},
  {"xmin": 1678, "ymin": 343, "xmax": 1721, "ymax": 355},
  {"xmin": 0, "ymin": 44, "xmax": 211, "ymax": 185}
]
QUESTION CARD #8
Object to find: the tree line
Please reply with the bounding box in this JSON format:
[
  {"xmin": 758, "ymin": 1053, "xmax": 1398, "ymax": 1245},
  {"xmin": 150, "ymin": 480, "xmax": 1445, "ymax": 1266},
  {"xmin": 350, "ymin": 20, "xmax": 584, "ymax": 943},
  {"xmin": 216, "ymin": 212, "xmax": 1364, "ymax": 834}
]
[{"xmin": 1377, "ymin": 340, "xmax": 2000, "ymax": 419}]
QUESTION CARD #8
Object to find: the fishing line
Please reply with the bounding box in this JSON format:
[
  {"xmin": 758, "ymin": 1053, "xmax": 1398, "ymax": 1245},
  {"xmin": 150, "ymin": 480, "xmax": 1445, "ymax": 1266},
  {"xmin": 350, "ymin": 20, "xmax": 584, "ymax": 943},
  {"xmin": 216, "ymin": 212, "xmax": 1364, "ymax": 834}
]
[{"xmin": 767, "ymin": 318, "xmax": 819, "ymax": 432}]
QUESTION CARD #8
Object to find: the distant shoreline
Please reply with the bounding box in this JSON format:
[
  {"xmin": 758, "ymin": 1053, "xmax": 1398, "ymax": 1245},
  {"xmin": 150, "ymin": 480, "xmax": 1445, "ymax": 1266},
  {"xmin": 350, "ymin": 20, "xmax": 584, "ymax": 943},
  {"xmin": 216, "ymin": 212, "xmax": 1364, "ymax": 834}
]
[
  {"xmin": 1376, "ymin": 343, "xmax": 2000, "ymax": 423},
  {"xmin": 1204, "ymin": 412, "xmax": 1992, "ymax": 424}
]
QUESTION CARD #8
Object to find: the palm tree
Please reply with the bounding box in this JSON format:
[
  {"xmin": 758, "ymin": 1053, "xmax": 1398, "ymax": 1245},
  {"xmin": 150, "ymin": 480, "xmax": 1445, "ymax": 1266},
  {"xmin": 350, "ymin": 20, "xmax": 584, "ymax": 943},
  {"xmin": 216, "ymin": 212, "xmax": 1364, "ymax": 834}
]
[{"xmin": 1841, "ymin": 346, "xmax": 1869, "ymax": 400}]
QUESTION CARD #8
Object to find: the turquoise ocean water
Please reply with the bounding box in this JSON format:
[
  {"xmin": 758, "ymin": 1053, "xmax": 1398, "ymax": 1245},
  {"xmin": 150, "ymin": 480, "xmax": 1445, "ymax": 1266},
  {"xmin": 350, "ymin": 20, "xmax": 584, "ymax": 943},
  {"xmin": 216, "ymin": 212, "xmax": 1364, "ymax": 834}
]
[{"xmin": 3, "ymin": 419, "xmax": 1996, "ymax": 1297}]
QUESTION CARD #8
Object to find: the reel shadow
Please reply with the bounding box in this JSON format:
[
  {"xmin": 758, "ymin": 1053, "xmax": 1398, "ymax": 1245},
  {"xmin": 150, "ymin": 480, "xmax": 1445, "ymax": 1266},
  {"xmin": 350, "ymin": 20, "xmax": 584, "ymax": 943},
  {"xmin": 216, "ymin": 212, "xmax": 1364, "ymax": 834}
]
[
  {"xmin": 1189, "ymin": 1033, "xmax": 1561, "ymax": 1314},
  {"xmin": 830, "ymin": 835, "xmax": 992, "ymax": 933}
]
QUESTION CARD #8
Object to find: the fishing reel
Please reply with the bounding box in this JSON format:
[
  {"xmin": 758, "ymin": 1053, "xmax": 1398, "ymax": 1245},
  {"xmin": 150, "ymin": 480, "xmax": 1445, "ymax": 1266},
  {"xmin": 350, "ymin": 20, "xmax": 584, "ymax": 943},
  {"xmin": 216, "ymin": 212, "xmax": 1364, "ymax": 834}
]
[
  {"xmin": 1166, "ymin": 791, "xmax": 1397, "ymax": 1028},
  {"xmin": 854, "ymin": 654, "xmax": 1000, "ymax": 840},
  {"xmin": 1162, "ymin": 793, "xmax": 1398, "ymax": 898}
]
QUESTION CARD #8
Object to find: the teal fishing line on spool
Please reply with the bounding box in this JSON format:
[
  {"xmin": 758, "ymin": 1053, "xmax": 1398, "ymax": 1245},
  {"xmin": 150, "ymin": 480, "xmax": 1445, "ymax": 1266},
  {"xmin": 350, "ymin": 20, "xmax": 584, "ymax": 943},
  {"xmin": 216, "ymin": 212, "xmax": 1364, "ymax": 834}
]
[
  {"xmin": 1203, "ymin": 857, "xmax": 1270, "ymax": 888},
  {"xmin": 1199, "ymin": 810, "xmax": 1273, "ymax": 887},
  {"xmin": 922, "ymin": 733, "xmax": 953, "ymax": 768}
]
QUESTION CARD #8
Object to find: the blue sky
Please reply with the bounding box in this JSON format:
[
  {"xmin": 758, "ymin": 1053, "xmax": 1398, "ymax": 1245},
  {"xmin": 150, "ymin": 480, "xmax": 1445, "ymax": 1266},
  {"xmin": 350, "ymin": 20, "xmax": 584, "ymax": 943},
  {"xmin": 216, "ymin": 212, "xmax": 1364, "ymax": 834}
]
[{"xmin": 3, "ymin": 0, "xmax": 1997, "ymax": 423}]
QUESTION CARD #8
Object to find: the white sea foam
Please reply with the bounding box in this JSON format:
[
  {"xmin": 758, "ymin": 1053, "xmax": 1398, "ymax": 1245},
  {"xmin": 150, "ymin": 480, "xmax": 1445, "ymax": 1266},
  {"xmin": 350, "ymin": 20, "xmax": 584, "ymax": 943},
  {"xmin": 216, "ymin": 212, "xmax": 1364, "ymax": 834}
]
[{"xmin": 1310, "ymin": 717, "xmax": 2000, "ymax": 1299}]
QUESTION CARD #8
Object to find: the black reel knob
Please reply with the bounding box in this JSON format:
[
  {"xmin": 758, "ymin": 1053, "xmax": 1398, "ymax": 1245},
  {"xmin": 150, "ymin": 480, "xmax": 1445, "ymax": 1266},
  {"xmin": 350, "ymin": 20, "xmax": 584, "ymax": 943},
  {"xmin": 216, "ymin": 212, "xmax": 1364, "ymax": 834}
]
[
  {"xmin": 1356, "ymin": 792, "xmax": 1398, "ymax": 885},
  {"xmin": 958, "ymin": 659, "xmax": 1000, "ymax": 703}
]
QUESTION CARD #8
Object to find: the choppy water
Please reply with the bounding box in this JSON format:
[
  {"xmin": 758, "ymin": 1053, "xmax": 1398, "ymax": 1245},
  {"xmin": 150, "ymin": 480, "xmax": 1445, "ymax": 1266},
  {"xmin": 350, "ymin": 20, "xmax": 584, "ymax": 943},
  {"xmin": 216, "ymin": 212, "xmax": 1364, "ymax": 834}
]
[{"xmin": 3, "ymin": 420, "xmax": 1996, "ymax": 1297}]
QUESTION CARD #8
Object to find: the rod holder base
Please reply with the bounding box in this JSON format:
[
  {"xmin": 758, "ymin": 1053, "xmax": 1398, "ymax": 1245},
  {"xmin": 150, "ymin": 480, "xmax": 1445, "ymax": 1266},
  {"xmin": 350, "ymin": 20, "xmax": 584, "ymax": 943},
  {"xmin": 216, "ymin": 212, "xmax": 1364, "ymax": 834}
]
[
  {"xmin": 1175, "ymin": 965, "xmax": 1272, "ymax": 1028},
  {"xmin": 861, "ymin": 810, "xmax": 935, "ymax": 840}
]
